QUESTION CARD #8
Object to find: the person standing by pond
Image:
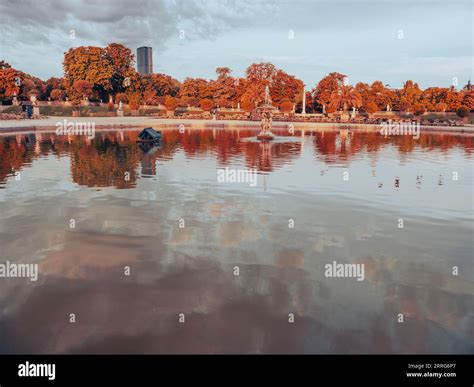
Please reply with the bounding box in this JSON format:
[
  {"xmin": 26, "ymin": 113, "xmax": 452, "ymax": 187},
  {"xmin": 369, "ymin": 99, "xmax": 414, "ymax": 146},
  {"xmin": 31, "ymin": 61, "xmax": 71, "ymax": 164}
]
[{"xmin": 20, "ymin": 101, "xmax": 33, "ymax": 119}]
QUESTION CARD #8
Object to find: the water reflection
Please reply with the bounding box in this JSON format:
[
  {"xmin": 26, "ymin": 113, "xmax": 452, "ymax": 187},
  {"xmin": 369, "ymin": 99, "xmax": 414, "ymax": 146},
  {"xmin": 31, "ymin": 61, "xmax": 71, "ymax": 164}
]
[
  {"xmin": 0, "ymin": 127, "xmax": 473, "ymax": 354},
  {"xmin": 2, "ymin": 128, "xmax": 472, "ymax": 189}
]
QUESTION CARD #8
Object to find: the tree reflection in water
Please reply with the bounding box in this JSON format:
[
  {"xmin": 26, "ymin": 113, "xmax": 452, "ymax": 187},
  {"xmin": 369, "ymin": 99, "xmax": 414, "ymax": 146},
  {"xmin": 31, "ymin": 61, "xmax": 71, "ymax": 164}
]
[{"xmin": 0, "ymin": 128, "xmax": 472, "ymax": 189}]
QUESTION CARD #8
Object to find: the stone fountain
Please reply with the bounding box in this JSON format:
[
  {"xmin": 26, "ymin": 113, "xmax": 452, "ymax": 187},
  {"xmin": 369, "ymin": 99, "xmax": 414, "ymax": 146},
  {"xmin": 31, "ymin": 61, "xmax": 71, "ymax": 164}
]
[{"xmin": 256, "ymin": 85, "xmax": 275, "ymax": 141}]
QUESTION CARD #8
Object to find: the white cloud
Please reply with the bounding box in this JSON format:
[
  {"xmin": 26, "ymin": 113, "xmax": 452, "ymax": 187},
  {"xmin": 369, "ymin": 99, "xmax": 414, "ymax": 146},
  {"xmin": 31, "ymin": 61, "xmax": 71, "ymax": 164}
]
[{"xmin": 0, "ymin": 0, "xmax": 471, "ymax": 88}]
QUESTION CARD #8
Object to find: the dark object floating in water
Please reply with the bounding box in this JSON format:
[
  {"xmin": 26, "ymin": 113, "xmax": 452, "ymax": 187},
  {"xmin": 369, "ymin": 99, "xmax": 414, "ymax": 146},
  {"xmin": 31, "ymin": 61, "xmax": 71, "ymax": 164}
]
[
  {"xmin": 138, "ymin": 142, "xmax": 161, "ymax": 155},
  {"xmin": 137, "ymin": 127, "xmax": 161, "ymax": 143}
]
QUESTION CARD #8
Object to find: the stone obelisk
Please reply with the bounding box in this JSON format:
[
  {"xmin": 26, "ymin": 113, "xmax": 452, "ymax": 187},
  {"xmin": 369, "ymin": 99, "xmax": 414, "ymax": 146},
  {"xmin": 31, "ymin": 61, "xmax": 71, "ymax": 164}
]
[{"xmin": 301, "ymin": 86, "xmax": 306, "ymax": 115}]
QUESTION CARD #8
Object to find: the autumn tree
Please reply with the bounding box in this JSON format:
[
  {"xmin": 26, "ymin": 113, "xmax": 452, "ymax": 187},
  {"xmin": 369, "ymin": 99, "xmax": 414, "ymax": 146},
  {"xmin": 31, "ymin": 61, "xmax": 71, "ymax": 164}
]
[
  {"xmin": 73, "ymin": 80, "xmax": 94, "ymax": 100},
  {"xmin": 0, "ymin": 67, "xmax": 20, "ymax": 100},
  {"xmin": 105, "ymin": 43, "xmax": 134, "ymax": 78},
  {"xmin": 329, "ymin": 85, "xmax": 362, "ymax": 111},
  {"xmin": 200, "ymin": 98, "xmax": 214, "ymax": 111},
  {"xmin": 355, "ymin": 82, "xmax": 371, "ymax": 106},
  {"xmin": 64, "ymin": 46, "xmax": 114, "ymax": 101},
  {"xmin": 0, "ymin": 65, "xmax": 46, "ymax": 101},
  {"xmin": 240, "ymin": 81, "xmax": 264, "ymax": 110},
  {"xmin": 143, "ymin": 89, "xmax": 158, "ymax": 105},
  {"xmin": 142, "ymin": 73, "xmax": 180, "ymax": 105},
  {"xmin": 456, "ymin": 105, "xmax": 469, "ymax": 118},
  {"xmin": 355, "ymin": 81, "xmax": 393, "ymax": 111},
  {"xmin": 233, "ymin": 78, "xmax": 247, "ymax": 107},
  {"xmin": 413, "ymin": 103, "xmax": 426, "ymax": 116},
  {"xmin": 128, "ymin": 93, "xmax": 141, "ymax": 111},
  {"xmin": 456, "ymin": 106, "xmax": 469, "ymax": 118},
  {"xmin": 270, "ymin": 69, "xmax": 304, "ymax": 105},
  {"xmin": 240, "ymin": 62, "xmax": 277, "ymax": 108},
  {"xmin": 63, "ymin": 43, "xmax": 138, "ymax": 101},
  {"xmin": 216, "ymin": 67, "xmax": 232, "ymax": 79},
  {"xmin": 398, "ymin": 100, "xmax": 412, "ymax": 113},
  {"xmin": 179, "ymin": 78, "xmax": 212, "ymax": 106},
  {"xmin": 279, "ymin": 99, "xmax": 293, "ymax": 112},
  {"xmin": 239, "ymin": 62, "xmax": 303, "ymax": 109},
  {"xmin": 106, "ymin": 43, "xmax": 141, "ymax": 95},
  {"xmin": 1, "ymin": 67, "xmax": 45, "ymax": 101},
  {"xmin": 420, "ymin": 86, "xmax": 465, "ymax": 112},
  {"xmin": 50, "ymin": 88, "xmax": 65, "ymax": 101},
  {"xmin": 421, "ymin": 87, "xmax": 444, "ymax": 111},
  {"xmin": 246, "ymin": 62, "xmax": 277, "ymax": 83},
  {"xmin": 115, "ymin": 93, "xmax": 128, "ymax": 103},
  {"xmin": 164, "ymin": 95, "xmax": 178, "ymax": 111},
  {"xmin": 363, "ymin": 101, "xmax": 378, "ymax": 114},
  {"xmin": 313, "ymin": 72, "xmax": 346, "ymax": 111},
  {"xmin": 370, "ymin": 81, "xmax": 394, "ymax": 109},
  {"xmin": 444, "ymin": 87, "xmax": 462, "ymax": 111},
  {"xmin": 398, "ymin": 80, "xmax": 423, "ymax": 112},
  {"xmin": 434, "ymin": 102, "xmax": 448, "ymax": 112},
  {"xmin": 211, "ymin": 67, "xmax": 240, "ymax": 108},
  {"xmin": 240, "ymin": 99, "xmax": 254, "ymax": 112},
  {"xmin": 462, "ymin": 90, "xmax": 474, "ymax": 109},
  {"xmin": 44, "ymin": 77, "xmax": 65, "ymax": 100}
]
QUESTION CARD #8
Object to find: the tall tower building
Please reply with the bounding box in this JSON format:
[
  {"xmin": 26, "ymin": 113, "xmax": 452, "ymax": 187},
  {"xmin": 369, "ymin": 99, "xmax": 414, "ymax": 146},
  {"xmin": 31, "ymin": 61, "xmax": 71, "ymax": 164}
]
[{"xmin": 137, "ymin": 46, "xmax": 153, "ymax": 75}]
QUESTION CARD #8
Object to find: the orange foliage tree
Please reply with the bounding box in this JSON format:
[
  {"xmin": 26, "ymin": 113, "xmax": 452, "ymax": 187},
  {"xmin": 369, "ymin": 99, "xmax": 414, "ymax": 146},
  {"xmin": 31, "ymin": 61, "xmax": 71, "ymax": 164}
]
[
  {"xmin": 115, "ymin": 93, "xmax": 128, "ymax": 103},
  {"xmin": 313, "ymin": 72, "xmax": 346, "ymax": 111},
  {"xmin": 0, "ymin": 67, "xmax": 20, "ymax": 99},
  {"xmin": 462, "ymin": 90, "xmax": 474, "ymax": 110},
  {"xmin": 329, "ymin": 85, "xmax": 362, "ymax": 111},
  {"xmin": 397, "ymin": 80, "xmax": 422, "ymax": 112},
  {"xmin": 143, "ymin": 89, "xmax": 158, "ymax": 105},
  {"xmin": 128, "ymin": 93, "xmax": 141, "ymax": 111},
  {"xmin": 413, "ymin": 103, "xmax": 426, "ymax": 116},
  {"xmin": 164, "ymin": 95, "xmax": 178, "ymax": 111},
  {"xmin": 105, "ymin": 43, "xmax": 141, "ymax": 95},
  {"xmin": 0, "ymin": 62, "xmax": 46, "ymax": 101},
  {"xmin": 200, "ymin": 98, "xmax": 214, "ymax": 111},
  {"xmin": 64, "ymin": 46, "xmax": 114, "ymax": 100},
  {"xmin": 142, "ymin": 73, "xmax": 180, "ymax": 104},
  {"xmin": 44, "ymin": 77, "xmax": 65, "ymax": 100},
  {"xmin": 50, "ymin": 88, "xmax": 65, "ymax": 101},
  {"xmin": 64, "ymin": 43, "xmax": 138, "ymax": 102},
  {"xmin": 239, "ymin": 62, "xmax": 303, "ymax": 109},
  {"xmin": 240, "ymin": 62, "xmax": 276, "ymax": 108},
  {"xmin": 280, "ymin": 99, "xmax": 293, "ymax": 112},
  {"xmin": 179, "ymin": 78, "xmax": 212, "ymax": 107},
  {"xmin": 363, "ymin": 101, "xmax": 378, "ymax": 114},
  {"xmin": 73, "ymin": 80, "xmax": 93, "ymax": 100},
  {"xmin": 211, "ymin": 67, "xmax": 239, "ymax": 108}
]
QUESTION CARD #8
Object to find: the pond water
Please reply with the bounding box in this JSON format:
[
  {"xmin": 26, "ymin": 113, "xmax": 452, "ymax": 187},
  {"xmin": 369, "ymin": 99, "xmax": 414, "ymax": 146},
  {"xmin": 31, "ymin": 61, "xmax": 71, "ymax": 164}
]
[{"xmin": 0, "ymin": 127, "xmax": 473, "ymax": 354}]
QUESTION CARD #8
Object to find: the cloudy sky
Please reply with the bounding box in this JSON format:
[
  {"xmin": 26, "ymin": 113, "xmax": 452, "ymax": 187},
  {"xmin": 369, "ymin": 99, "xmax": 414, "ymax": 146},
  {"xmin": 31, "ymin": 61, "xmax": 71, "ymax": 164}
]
[{"xmin": 0, "ymin": 0, "xmax": 472, "ymax": 88}]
